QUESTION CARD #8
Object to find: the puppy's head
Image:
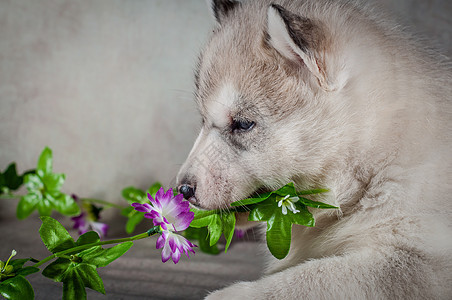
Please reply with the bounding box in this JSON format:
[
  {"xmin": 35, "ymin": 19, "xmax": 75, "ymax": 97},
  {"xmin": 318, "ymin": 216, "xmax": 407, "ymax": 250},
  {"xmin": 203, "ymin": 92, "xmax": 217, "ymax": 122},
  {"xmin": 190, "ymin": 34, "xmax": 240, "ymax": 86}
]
[{"xmin": 177, "ymin": 1, "xmax": 349, "ymax": 210}]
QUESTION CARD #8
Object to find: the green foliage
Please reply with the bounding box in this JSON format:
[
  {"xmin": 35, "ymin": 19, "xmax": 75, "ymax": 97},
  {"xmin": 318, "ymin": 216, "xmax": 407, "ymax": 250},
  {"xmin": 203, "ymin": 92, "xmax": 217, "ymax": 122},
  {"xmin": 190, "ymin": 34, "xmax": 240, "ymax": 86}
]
[
  {"xmin": 0, "ymin": 275, "xmax": 35, "ymax": 300},
  {"xmin": 0, "ymin": 258, "xmax": 39, "ymax": 300},
  {"xmin": 189, "ymin": 209, "xmax": 236, "ymax": 253},
  {"xmin": 39, "ymin": 216, "xmax": 76, "ymax": 253},
  {"xmin": 121, "ymin": 182, "xmax": 162, "ymax": 234},
  {"xmin": 183, "ymin": 227, "xmax": 220, "ymax": 255},
  {"xmin": 232, "ymin": 182, "xmax": 335, "ymax": 259},
  {"xmin": 248, "ymin": 197, "xmax": 314, "ymax": 259},
  {"xmin": 0, "ymin": 163, "xmax": 35, "ymax": 196},
  {"xmin": 191, "ymin": 183, "xmax": 335, "ymax": 259},
  {"xmin": 16, "ymin": 147, "xmax": 80, "ymax": 220},
  {"xmin": 39, "ymin": 217, "xmax": 133, "ymax": 300}
]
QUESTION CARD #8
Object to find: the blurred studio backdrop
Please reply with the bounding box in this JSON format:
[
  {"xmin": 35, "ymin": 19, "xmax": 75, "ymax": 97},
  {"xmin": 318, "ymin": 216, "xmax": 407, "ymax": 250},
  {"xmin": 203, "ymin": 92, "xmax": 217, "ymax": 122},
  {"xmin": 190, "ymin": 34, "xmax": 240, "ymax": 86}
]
[{"xmin": 1, "ymin": 0, "xmax": 451, "ymax": 214}]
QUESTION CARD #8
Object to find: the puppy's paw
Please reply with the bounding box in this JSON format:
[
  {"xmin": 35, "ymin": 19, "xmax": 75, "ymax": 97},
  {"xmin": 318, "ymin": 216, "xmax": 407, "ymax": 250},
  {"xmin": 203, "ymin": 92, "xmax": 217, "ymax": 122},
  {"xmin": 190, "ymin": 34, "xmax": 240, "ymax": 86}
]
[{"xmin": 205, "ymin": 281, "xmax": 258, "ymax": 300}]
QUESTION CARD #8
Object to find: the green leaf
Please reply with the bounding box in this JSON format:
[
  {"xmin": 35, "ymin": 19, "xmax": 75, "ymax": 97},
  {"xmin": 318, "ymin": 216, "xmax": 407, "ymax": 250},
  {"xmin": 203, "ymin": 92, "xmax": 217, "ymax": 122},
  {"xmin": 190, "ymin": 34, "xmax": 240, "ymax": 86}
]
[
  {"xmin": 291, "ymin": 203, "xmax": 315, "ymax": 227},
  {"xmin": 42, "ymin": 173, "xmax": 65, "ymax": 192},
  {"xmin": 8, "ymin": 259, "xmax": 30, "ymax": 270},
  {"xmin": 37, "ymin": 147, "xmax": 53, "ymax": 176},
  {"xmin": 3, "ymin": 163, "xmax": 23, "ymax": 191},
  {"xmin": 274, "ymin": 182, "xmax": 297, "ymax": 197},
  {"xmin": 37, "ymin": 198, "xmax": 53, "ymax": 216},
  {"xmin": 121, "ymin": 187, "xmax": 146, "ymax": 204},
  {"xmin": 184, "ymin": 227, "xmax": 219, "ymax": 255},
  {"xmin": 42, "ymin": 258, "xmax": 70, "ymax": 281},
  {"xmin": 265, "ymin": 212, "xmax": 292, "ymax": 259},
  {"xmin": 14, "ymin": 266, "xmax": 40, "ymax": 277},
  {"xmin": 53, "ymin": 194, "xmax": 81, "ymax": 216},
  {"xmin": 23, "ymin": 174, "xmax": 43, "ymax": 191},
  {"xmin": 146, "ymin": 182, "xmax": 162, "ymax": 196},
  {"xmin": 16, "ymin": 194, "xmax": 40, "ymax": 220},
  {"xmin": 120, "ymin": 206, "xmax": 133, "ymax": 217},
  {"xmin": 125, "ymin": 212, "xmax": 144, "ymax": 234},
  {"xmin": 0, "ymin": 275, "xmax": 34, "ymax": 300},
  {"xmin": 189, "ymin": 214, "xmax": 215, "ymax": 228},
  {"xmin": 207, "ymin": 214, "xmax": 222, "ymax": 246},
  {"xmin": 191, "ymin": 208, "xmax": 219, "ymax": 220},
  {"xmin": 298, "ymin": 197, "xmax": 337, "ymax": 209},
  {"xmin": 76, "ymin": 264, "xmax": 105, "ymax": 294},
  {"xmin": 76, "ymin": 231, "xmax": 100, "ymax": 246},
  {"xmin": 222, "ymin": 212, "xmax": 236, "ymax": 253},
  {"xmin": 62, "ymin": 268, "xmax": 86, "ymax": 300},
  {"xmin": 39, "ymin": 216, "xmax": 76, "ymax": 253},
  {"xmin": 79, "ymin": 242, "xmax": 133, "ymax": 268}
]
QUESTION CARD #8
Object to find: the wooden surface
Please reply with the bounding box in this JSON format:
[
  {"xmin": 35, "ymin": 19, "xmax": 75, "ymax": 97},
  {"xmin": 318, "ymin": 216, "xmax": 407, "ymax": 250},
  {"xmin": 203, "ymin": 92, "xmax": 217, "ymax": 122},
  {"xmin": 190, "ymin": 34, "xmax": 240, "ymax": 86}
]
[{"xmin": 0, "ymin": 201, "xmax": 263, "ymax": 300}]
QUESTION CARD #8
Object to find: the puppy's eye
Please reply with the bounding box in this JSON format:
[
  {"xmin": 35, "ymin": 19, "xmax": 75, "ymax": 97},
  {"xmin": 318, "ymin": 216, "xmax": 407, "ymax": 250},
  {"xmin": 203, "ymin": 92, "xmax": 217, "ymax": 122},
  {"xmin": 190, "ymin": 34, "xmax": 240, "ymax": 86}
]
[{"xmin": 231, "ymin": 119, "xmax": 255, "ymax": 132}]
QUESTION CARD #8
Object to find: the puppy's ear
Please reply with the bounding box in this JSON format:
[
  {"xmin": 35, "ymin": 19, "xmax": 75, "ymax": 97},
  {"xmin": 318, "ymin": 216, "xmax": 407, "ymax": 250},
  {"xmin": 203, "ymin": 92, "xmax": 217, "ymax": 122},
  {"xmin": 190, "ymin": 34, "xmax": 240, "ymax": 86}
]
[
  {"xmin": 267, "ymin": 4, "xmax": 334, "ymax": 90},
  {"xmin": 209, "ymin": 0, "xmax": 240, "ymax": 23}
]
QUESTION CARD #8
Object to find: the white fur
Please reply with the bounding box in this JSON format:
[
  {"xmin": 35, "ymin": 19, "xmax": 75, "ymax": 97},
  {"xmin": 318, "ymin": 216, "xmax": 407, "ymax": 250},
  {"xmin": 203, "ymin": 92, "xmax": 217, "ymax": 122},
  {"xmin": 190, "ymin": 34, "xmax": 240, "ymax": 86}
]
[{"xmin": 205, "ymin": 83, "xmax": 237, "ymax": 128}]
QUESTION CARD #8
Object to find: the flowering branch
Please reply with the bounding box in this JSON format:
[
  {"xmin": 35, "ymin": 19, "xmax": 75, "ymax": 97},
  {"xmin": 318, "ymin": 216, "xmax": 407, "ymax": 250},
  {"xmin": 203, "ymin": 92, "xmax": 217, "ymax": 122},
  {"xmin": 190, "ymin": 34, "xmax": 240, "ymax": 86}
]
[{"xmin": 1, "ymin": 146, "xmax": 336, "ymax": 299}]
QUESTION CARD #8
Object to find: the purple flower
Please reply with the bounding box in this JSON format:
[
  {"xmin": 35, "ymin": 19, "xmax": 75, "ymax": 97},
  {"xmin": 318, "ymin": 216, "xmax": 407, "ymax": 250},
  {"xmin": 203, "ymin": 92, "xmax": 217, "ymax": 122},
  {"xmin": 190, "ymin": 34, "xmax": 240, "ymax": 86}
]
[
  {"xmin": 72, "ymin": 212, "xmax": 109, "ymax": 237},
  {"xmin": 132, "ymin": 187, "xmax": 196, "ymax": 263},
  {"xmin": 71, "ymin": 196, "xmax": 108, "ymax": 238}
]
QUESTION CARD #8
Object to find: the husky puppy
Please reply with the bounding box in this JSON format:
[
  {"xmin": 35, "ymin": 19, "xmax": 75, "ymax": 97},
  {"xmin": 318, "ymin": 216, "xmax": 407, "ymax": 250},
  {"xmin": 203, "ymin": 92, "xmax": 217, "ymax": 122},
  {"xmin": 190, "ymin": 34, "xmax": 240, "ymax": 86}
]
[{"xmin": 177, "ymin": 0, "xmax": 452, "ymax": 298}]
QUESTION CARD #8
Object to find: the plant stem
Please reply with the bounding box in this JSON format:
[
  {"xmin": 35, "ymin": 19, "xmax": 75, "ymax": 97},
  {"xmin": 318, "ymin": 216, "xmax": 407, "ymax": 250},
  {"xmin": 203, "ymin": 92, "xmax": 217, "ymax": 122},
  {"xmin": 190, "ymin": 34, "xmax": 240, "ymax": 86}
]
[
  {"xmin": 33, "ymin": 227, "xmax": 160, "ymax": 268},
  {"xmin": 81, "ymin": 198, "xmax": 124, "ymax": 209},
  {"xmin": 0, "ymin": 194, "xmax": 22, "ymax": 200}
]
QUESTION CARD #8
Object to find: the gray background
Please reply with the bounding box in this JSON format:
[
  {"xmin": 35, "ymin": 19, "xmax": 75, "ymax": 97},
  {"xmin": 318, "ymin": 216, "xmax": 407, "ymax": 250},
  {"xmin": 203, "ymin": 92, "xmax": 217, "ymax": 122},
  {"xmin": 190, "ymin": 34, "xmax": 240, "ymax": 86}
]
[{"xmin": 0, "ymin": 0, "xmax": 451, "ymax": 204}]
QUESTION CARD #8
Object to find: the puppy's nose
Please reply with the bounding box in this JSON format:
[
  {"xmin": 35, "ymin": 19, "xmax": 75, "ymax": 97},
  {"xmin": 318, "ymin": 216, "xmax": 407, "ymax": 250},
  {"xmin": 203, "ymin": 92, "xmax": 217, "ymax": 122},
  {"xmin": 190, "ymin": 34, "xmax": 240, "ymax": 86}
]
[{"xmin": 178, "ymin": 184, "xmax": 195, "ymax": 201}]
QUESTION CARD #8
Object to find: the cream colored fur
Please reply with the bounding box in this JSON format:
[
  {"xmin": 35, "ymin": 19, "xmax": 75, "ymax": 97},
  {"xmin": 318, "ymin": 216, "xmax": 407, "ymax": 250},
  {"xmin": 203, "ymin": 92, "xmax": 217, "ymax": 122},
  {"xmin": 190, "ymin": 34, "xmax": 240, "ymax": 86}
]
[{"xmin": 177, "ymin": 0, "xmax": 452, "ymax": 298}]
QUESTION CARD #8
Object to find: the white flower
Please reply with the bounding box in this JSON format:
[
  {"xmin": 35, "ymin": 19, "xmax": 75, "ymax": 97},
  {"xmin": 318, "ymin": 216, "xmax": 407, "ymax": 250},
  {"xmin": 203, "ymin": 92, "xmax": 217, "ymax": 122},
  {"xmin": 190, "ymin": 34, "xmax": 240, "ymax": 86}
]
[{"xmin": 277, "ymin": 195, "xmax": 300, "ymax": 215}]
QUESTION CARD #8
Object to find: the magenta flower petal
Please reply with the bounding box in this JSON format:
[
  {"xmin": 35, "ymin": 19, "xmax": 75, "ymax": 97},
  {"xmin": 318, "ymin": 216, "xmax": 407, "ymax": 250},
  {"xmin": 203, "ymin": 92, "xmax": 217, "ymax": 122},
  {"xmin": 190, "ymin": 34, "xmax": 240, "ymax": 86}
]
[
  {"xmin": 163, "ymin": 188, "xmax": 174, "ymax": 202},
  {"xmin": 91, "ymin": 222, "xmax": 109, "ymax": 237},
  {"xmin": 133, "ymin": 203, "xmax": 151, "ymax": 213},
  {"xmin": 173, "ymin": 211, "xmax": 195, "ymax": 231},
  {"xmin": 154, "ymin": 187, "xmax": 165, "ymax": 203},
  {"xmin": 160, "ymin": 222, "xmax": 169, "ymax": 230},
  {"xmin": 156, "ymin": 235, "xmax": 165, "ymax": 249},
  {"xmin": 172, "ymin": 249, "xmax": 181, "ymax": 264},
  {"xmin": 149, "ymin": 194, "xmax": 162, "ymax": 211},
  {"xmin": 71, "ymin": 212, "xmax": 108, "ymax": 237},
  {"xmin": 144, "ymin": 213, "xmax": 154, "ymax": 219},
  {"xmin": 161, "ymin": 244, "xmax": 172, "ymax": 263},
  {"xmin": 169, "ymin": 237, "xmax": 177, "ymax": 252}
]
